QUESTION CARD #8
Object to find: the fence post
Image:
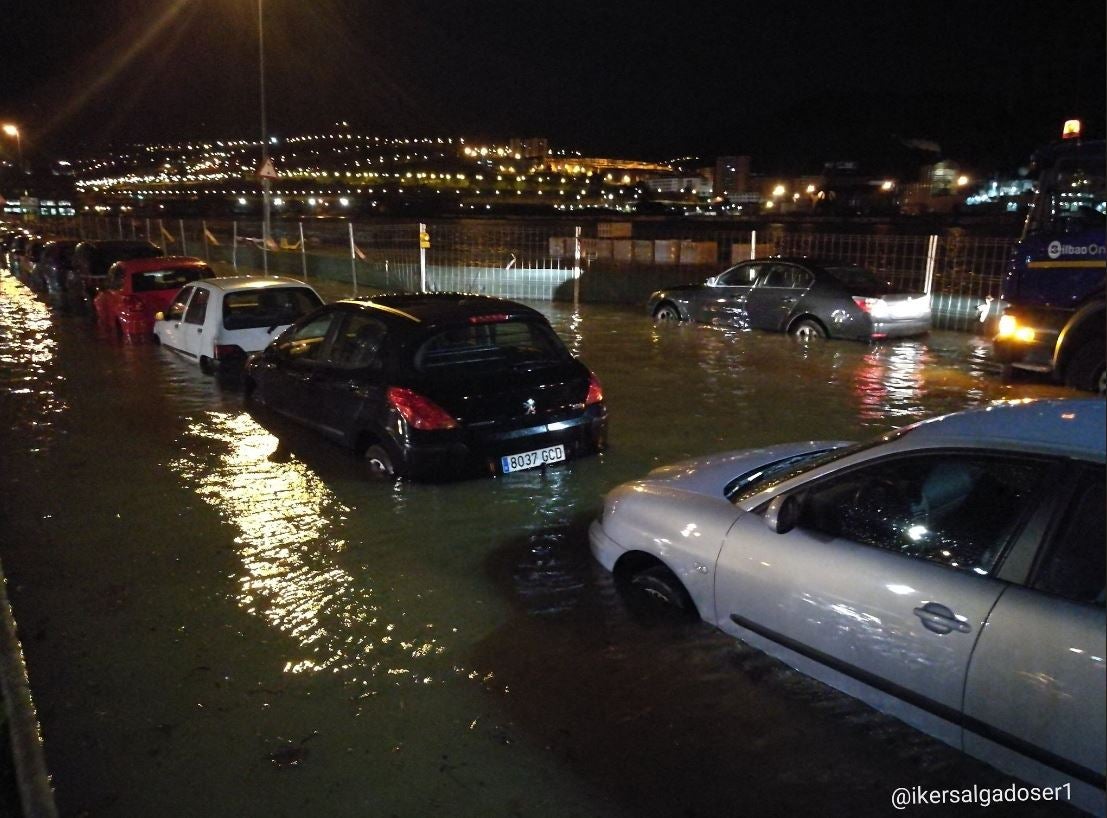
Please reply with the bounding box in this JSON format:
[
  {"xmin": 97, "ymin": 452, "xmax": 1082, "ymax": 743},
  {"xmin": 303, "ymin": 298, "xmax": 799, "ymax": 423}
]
[
  {"xmin": 117, "ymin": 215, "xmax": 124, "ymax": 239},
  {"xmin": 923, "ymin": 234, "xmax": 938, "ymax": 295},
  {"xmin": 573, "ymin": 226, "xmax": 582, "ymax": 308},
  {"xmin": 144, "ymin": 218, "xmax": 151, "ymax": 244},
  {"xmin": 419, "ymin": 222, "xmax": 427, "ymax": 293},
  {"xmin": 201, "ymin": 220, "xmax": 210, "ymax": 261},
  {"xmin": 232, "ymin": 221, "xmax": 239, "ymax": 272},
  {"xmin": 750, "ymin": 229, "xmax": 757, "ymax": 260},
  {"xmin": 348, "ymin": 222, "xmax": 358, "ymax": 295},
  {"xmin": 179, "ymin": 219, "xmax": 187, "ymax": 256},
  {"xmin": 299, "ymin": 221, "xmax": 307, "ymax": 279}
]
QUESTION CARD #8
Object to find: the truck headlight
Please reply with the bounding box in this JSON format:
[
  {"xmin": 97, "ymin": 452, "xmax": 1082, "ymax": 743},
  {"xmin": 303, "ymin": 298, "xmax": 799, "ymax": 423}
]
[{"xmin": 997, "ymin": 314, "xmax": 1035, "ymax": 342}]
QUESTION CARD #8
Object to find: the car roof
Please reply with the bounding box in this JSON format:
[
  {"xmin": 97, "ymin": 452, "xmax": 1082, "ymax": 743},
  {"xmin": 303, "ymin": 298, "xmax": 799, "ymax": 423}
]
[
  {"xmin": 339, "ymin": 292, "xmax": 546, "ymax": 324},
  {"xmin": 114, "ymin": 255, "xmax": 210, "ymax": 273},
  {"xmin": 740, "ymin": 256, "xmax": 861, "ymax": 270},
  {"xmin": 194, "ymin": 275, "xmax": 312, "ymax": 292},
  {"xmin": 901, "ymin": 399, "xmax": 1105, "ymax": 459}
]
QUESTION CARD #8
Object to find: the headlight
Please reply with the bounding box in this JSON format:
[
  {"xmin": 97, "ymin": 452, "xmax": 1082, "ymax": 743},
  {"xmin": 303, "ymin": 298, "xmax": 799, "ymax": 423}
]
[{"xmin": 997, "ymin": 314, "xmax": 1035, "ymax": 342}]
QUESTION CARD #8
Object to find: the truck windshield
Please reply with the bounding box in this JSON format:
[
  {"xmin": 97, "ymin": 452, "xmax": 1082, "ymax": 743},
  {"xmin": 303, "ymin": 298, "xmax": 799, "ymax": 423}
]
[{"xmin": 1023, "ymin": 154, "xmax": 1106, "ymax": 237}]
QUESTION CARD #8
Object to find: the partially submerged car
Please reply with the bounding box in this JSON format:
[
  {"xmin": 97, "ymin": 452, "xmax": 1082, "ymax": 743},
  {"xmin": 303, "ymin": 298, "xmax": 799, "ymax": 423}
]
[
  {"xmin": 93, "ymin": 256, "xmax": 214, "ymax": 337},
  {"xmin": 648, "ymin": 257, "xmax": 931, "ymax": 341},
  {"xmin": 244, "ymin": 293, "xmax": 607, "ymax": 480},
  {"xmin": 154, "ymin": 276, "xmax": 323, "ymax": 373},
  {"xmin": 591, "ymin": 399, "xmax": 1104, "ymax": 814}
]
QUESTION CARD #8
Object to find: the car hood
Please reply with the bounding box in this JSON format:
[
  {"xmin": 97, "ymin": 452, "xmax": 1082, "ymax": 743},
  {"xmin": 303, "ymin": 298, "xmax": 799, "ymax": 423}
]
[{"xmin": 641, "ymin": 440, "xmax": 852, "ymax": 498}]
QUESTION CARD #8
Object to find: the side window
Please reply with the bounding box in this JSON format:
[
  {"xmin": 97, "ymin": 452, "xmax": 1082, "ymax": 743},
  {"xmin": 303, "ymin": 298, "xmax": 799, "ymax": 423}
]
[
  {"xmin": 278, "ymin": 311, "xmax": 338, "ymax": 363},
  {"xmin": 1032, "ymin": 469, "xmax": 1105, "ymax": 606},
  {"xmin": 106, "ymin": 265, "xmax": 125, "ymax": 290},
  {"xmin": 327, "ymin": 314, "xmax": 387, "ymax": 369},
  {"xmin": 794, "ymin": 453, "xmax": 1047, "ymax": 573},
  {"xmin": 167, "ymin": 287, "xmax": 193, "ymax": 321},
  {"xmin": 183, "ymin": 288, "xmax": 210, "ymax": 325},
  {"xmin": 717, "ymin": 263, "xmax": 761, "ymax": 286}
]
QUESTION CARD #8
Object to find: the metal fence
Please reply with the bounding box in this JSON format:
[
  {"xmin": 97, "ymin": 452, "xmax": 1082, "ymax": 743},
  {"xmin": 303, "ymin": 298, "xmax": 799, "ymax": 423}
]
[{"xmin": 52, "ymin": 215, "xmax": 1018, "ymax": 332}]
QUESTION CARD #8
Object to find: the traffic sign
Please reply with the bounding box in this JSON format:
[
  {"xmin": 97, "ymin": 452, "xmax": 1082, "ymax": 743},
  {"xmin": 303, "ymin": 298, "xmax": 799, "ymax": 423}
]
[{"xmin": 257, "ymin": 158, "xmax": 278, "ymax": 180}]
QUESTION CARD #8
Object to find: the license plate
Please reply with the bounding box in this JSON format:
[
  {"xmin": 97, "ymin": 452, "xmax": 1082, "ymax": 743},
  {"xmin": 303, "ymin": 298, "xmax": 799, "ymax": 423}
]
[{"xmin": 501, "ymin": 444, "xmax": 566, "ymax": 474}]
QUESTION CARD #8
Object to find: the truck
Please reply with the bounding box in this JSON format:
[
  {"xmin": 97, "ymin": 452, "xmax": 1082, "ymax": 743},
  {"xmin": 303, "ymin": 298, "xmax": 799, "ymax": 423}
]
[{"xmin": 993, "ymin": 123, "xmax": 1105, "ymax": 393}]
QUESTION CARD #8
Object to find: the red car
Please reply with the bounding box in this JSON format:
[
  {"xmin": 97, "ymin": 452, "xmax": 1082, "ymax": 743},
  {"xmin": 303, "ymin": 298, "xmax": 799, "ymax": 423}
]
[{"xmin": 94, "ymin": 256, "xmax": 215, "ymax": 337}]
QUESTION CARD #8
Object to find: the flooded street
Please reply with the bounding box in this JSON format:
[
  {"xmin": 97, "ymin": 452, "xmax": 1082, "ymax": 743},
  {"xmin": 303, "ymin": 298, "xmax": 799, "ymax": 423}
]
[{"xmin": 0, "ymin": 273, "xmax": 1082, "ymax": 817}]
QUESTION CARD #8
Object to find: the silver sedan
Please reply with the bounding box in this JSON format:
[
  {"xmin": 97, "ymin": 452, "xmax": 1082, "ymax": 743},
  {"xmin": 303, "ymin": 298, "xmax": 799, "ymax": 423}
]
[{"xmin": 590, "ymin": 399, "xmax": 1105, "ymax": 816}]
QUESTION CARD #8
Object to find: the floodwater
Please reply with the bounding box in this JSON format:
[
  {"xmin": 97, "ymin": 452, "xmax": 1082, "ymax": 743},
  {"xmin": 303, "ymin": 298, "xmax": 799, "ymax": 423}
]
[{"xmin": 0, "ymin": 272, "xmax": 1082, "ymax": 817}]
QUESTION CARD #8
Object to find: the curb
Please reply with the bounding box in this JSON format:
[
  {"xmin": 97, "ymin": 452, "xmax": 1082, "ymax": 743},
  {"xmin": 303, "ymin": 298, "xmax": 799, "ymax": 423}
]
[{"xmin": 0, "ymin": 558, "xmax": 59, "ymax": 818}]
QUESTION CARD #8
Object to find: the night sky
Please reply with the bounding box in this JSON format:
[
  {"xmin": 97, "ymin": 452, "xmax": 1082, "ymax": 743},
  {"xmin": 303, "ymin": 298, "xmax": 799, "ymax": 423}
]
[{"xmin": 4, "ymin": 0, "xmax": 1104, "ymax": 173}]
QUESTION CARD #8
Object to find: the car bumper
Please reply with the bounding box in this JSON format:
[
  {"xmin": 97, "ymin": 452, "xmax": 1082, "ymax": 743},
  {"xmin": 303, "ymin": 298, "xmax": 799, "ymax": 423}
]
[
  {"xmin": 400, "ymin": 408, "xmax": 607, "ymax": 480},
  {"xmin": 992, "ymin": 336, "xmax": 1057, "ymax": 373},
  {"xmin": 588, "ymin": 519, "xmax": 624, "ymax": 572},
  {"xmin": 869, "ymin": 317, "xmax": 931, "ymax": 338}
]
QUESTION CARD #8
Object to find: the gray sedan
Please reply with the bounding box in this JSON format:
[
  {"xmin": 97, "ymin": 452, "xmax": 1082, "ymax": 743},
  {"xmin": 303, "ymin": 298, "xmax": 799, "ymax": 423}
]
[
  {"xmin": 647, "ymin": 257, "xmax": 931, "ymax": 340},
  {"xmin": 590, "ymin": 399, "xmax": 1105, "ymax": 816}
]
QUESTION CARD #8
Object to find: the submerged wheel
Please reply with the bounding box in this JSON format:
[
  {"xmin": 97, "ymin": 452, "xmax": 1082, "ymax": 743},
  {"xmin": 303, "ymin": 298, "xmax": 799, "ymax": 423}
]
[
  {"xmin": 364, "ymin": 444, "xmax": 396, "ymax": 480},
  {"xmin": 1064, "ymin": 338, "xmax": 1106, "ymax": 394},
  {"xmin": 790, "ymin": 318, "xmax": 826, "ymax": 341},
  {"xmin": 199, "ymin": 355, "xmax": 217, "ymax": 375},
  {"xmin": 617, "ymin": 562, "xmax": 697, "ymax": 622},
  {"xmin": 653, "ymin": 303, "xmax": 683, "ymax": 323}
]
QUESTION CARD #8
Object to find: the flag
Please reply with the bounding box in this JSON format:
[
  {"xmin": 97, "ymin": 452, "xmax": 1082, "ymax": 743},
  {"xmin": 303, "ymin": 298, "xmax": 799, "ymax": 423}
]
[
  {"xmin": 280, "ymin": 237, "xmax": 303, "ymax": 251},
  {"xmin": 204, "ymin": 227, "xmax": 220, "ymax": 246},
  {"xmin": 159, "ymin": 224, "xmax": 175, "ymax": 243},
  {"xmin": 353, "ymin": 244, "xmax": 367, "ymax": 261},
  {"xmin": 265, "ymin": 237, "xmax": 280, "ymax": 252}
]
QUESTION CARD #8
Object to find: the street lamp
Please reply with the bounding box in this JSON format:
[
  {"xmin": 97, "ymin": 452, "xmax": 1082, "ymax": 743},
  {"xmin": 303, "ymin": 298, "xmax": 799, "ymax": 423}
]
[
  {"xmin": 2, "ymin": 124, "xmax": 23, "ymax": 173},
  {"xmin": 257, "ymin": 0, "xmax": 271, "ymax": 274}
]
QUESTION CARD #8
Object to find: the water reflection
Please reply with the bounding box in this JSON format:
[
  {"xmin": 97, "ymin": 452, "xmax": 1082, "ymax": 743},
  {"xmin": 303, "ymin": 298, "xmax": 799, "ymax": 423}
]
[
  {"xmin": 168, "ymin": 410, "xmax": 458, "ymax": 689},
  {"xmin": 0, "ymin": 277, "xmax": 67, "ymax": 441}
]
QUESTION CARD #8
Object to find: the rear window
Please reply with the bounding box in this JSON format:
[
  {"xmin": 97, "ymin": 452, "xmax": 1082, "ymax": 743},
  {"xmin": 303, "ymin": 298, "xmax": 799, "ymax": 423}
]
[
  {"xmin": 132, "ymin": 266, "xmax": 213, "ymax": 292},
  {"xmin": 824, "ymin": 266, "xmax": 889, "ymax": 296},
  {"xmin": 414, "ymin": 319, "xmax": 569, "ymax": 373},
  {"xmin": 222, "ymin": 287, "xmax": 323, "ymax": 330}
]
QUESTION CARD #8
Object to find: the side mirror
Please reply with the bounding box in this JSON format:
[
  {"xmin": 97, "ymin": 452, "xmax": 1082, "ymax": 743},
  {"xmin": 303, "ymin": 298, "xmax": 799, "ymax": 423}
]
[
  {"xmin": 705, "ymin": 275, "xmax": 718, "ymax": 286},
  {"xmin": 154, "ymin": 311, "xmax": 166, "ymax": 321},
  {"xmin": 763, "ymin": 494, "xmax": 799, "ymax": 535}
]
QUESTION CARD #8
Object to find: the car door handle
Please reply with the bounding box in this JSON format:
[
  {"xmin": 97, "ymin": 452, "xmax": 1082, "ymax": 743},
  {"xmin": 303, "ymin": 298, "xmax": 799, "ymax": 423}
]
[
  {"xmin": 197, "ymin": 328, "xmax": 203, "ymax": 333},
  {"xmin": 913, "ymin": 602, "xmax": 971, "ymax": 635}
]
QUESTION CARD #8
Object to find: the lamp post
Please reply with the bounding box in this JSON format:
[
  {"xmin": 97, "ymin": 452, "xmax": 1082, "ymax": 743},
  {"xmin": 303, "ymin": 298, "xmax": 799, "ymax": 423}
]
[
  {"xmin": 2, "ymin": 123, "xmax": 22, "ymax": 174},
  {"xmin": 257, "ymin": 0, "xmax": 270, "ymax": 274}
]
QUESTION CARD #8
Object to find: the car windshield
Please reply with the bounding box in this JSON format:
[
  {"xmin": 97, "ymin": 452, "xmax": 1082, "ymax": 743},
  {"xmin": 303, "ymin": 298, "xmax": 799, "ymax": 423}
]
[
  {"xmin": 726, "ymin": 427, "xmax": 911, "ymax": 504},
  {"xmin": 824, "ymin": 266, "xmax": 889, "ymax": 296},
  {"xmin": 132, "ymin": 266, "xmax": 212, "ymax": 292},
  {"xmin": 414, "ymin": 319, "xmax": 569, "ymax": 374},
  {"xmin": 222, "ymin": 287, "xmax": 323, "ymax": 330}
]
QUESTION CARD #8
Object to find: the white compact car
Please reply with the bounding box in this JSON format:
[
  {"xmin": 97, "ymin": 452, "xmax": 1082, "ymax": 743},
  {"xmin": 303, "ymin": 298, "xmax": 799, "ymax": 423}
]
[
  {"xmin": 154, "ymin": 276, "xmax": 323, "ymax": 373},
  {"xmin": 591, "ymin": 399, "xmax": 1105, "ymax": 815}
]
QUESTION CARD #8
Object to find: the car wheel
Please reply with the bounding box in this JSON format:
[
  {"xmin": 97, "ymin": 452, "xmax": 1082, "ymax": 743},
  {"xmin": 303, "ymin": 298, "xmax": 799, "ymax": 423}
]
[
  {"xmin": 619, "ymin": 562, "xmax": 697, "ymax": 622},
  {"xmin": 790, "ymin": 318, "xmax": 826, "ymax": 341},
  {"xmin": 199, "ymin": 356, "xmax": 217, "ymax": 375},
  {"xmin": 1064, "ymin": 338, "xmax": 1106, "ymax": 394},
  {"xmin": 364, "ymin": 444, "xmax": 396, "ymax": 480},
  {"xmin": 653, "ymin": 302, "xmax": 683, "ymax": 322}
]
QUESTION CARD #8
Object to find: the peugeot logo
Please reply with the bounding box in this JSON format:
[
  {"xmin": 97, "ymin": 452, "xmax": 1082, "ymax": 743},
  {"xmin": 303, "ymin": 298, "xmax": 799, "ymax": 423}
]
[{"xmin": 523, "ymin": 398, "xmax": 536, "ymax": 415}]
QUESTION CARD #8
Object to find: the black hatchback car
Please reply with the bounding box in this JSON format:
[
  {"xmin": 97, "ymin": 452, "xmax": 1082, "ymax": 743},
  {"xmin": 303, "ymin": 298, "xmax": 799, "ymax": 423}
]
[
  {"xmin": 648, "ymin": 257, "xmax": 931, "ymax": 341},
  {"xmin": 244, "ymin": 293, "xmax": 607, "ymax": 481}
]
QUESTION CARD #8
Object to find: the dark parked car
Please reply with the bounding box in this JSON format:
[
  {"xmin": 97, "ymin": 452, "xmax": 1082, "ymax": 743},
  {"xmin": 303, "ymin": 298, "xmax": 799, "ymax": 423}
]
[
  {"xmin": 68, "ymin": 240, "xmax": 163, "ymax": 304},
  {"xmin": 648, "ymin": 257, "xmax": 931, "ymax": 341},
  {"xmin": 7, "ymin": 233, "xmax": 35, "ymax": 280},
  {"xmin": 244, "ymin": 293, "xmax": 607, "ymax": 481},
  {"xmin": 20, "ymin": 237, "xmax": 51, "ymax": 292},
  {"xmin": 33, "ymin": 240, "xmax": 79, "ymax": 303}
]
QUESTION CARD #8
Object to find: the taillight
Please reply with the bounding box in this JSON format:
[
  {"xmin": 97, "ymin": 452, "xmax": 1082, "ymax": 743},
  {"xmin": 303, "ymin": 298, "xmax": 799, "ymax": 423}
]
[
  {"xmin": 386, "ymin": 386, "xmax": 458, "ymax": 430},
  {"xmin": 585, "ymin": 373, "xmax": 604, "ymax": 406},
  {"xmin": 852, "ymin": 296, "xmax": 889, "ymax": 318},
  {"xmin": 214, "ymin": 344, "xmax": 245, "ymax": 360}
]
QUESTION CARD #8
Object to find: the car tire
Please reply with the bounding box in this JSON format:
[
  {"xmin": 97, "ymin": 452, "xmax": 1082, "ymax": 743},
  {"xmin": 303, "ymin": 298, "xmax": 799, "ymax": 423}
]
[
  {"xmin": 1064, "ymin": 338, "xmax": 1106, "ymax": 394},
  {"xmin": 199, "ymin": 356, "xmax": 217, "ymax": 375},
  {"xmin": 790, "ymin": 318, "xmax": 826, "ymax": 341},
  {"xmin": 653, "ymin": 302, "xmax": 683, "ymax": 323},
  {"xmin": 619, "ymin": 563, "xmax": 697, "ymax": 622},
  {"xmin": 364, "ymin": 444, "xmax": 396, "ymax": 480}
]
